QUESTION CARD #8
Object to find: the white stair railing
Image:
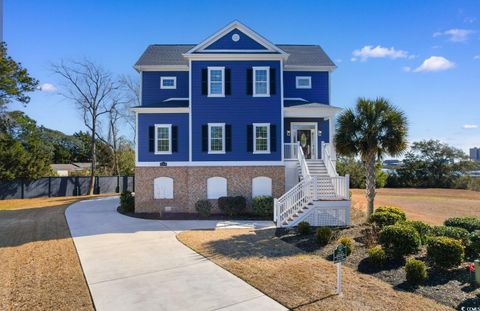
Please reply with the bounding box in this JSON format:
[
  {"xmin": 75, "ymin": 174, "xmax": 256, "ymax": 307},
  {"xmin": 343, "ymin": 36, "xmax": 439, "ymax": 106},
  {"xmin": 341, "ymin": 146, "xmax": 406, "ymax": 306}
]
[{"xmin": 321, "ymin": 142, "xmax": 338, "ymax": 177}]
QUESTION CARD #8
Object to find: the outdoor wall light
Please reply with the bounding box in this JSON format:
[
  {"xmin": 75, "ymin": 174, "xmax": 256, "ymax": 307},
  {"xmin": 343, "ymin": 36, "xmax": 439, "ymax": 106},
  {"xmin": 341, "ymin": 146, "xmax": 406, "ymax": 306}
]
[
  {"xmin": 318, "ymin": 130, "xmax": 322, "ymax": 136},
  {"xmin": 287, "ymin": 130, "xmax": 291, "ymax": 136}
]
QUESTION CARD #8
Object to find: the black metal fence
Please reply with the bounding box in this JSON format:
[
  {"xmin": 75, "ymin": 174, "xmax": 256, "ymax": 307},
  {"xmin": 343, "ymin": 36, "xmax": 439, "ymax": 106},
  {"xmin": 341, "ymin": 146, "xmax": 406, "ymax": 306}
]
[{"xmin": 0, "ymin": 176, "xmax": 135, "ymax": 200}]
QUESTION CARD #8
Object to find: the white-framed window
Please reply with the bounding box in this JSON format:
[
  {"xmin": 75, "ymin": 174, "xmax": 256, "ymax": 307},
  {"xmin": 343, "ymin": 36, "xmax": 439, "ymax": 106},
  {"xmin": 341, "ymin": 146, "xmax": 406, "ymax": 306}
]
[
  {"xmin": 160, "ymin": 77, "xmax": 176, "ymax": 89},
  {"xmin": 253, "ymin": 123, "xmax": 270, "ymax": 154},
  {"xmin": 253, "ymin": 66, "xmax": 270, "ymax": 97},
  {"xmin": 207, "ymin": 177, "xmax": 227, "ymax": 199},
  {"xmin": 208, "ymin": 67, "xmax": 225, "ymax": 97},
  {"xmin": 252, "ymin": 176, "xmax": 272, "ymax": 198},
  {"xmin": 208, "ymin": 123, "xmax": 225, "ymax": 154},
  {"xmin": 154, "ymin": 124, "xmax": 172, "ymax": 154},
  {"xmin": 295, "ymin": 76, "xmax": 311, "ymax": 89},
  {"xmin": 154, "ymin": 177, "xmax": 174, "ymax": 199}
]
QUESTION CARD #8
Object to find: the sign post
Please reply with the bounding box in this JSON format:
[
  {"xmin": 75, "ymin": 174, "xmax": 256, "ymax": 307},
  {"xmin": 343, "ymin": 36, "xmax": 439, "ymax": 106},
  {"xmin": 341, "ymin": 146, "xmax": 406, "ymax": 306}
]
[{"xmin": 333, "ymin": 244, "xmax": 347, "ymax": 296}]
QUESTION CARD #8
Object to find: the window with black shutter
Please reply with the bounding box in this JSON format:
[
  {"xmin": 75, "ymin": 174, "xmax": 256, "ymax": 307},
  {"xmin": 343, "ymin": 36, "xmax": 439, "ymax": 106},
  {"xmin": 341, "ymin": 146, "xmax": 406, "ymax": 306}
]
[
  {"xmin": 172, "ymin": 126, "xmax": 178, "ymax": 152},
  {"xmin": 148, "ymin": 126, "xmax": 155, "ymax": 152},
  {"xmin": 202, "ymin": 125, "xmax": 208, "ymax": 152},
  {"xmin": 225, "ymin": 125, "xmax": 232, "ymax": 152},
  {"xmin": 246, "ymin": 68, "xmax": 253, "ymax": 95},
  {"xmin": 225, "ymin": 69, "xmax": 231, "ymax": 95},
  {"xmin": 201, "ymin": 69, "xmax": 208, "ymax": 95},
  {"xmin": 270, "ymin": 124, "xmax": 276, "ymax": 152},
  {"xmin": 247, "ymin": 124, "xmax": 253, "ymax": 152},
  {"xmin": 269, "ymin": 68, "xmax": 276, "ymax": 95}
]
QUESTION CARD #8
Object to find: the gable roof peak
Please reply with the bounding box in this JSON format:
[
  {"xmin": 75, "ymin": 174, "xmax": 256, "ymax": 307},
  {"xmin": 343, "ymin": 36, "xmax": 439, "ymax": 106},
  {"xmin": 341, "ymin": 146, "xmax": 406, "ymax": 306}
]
[{"xmin": 183, "ymin": 21, "xmax": 288, "ymax": 57}]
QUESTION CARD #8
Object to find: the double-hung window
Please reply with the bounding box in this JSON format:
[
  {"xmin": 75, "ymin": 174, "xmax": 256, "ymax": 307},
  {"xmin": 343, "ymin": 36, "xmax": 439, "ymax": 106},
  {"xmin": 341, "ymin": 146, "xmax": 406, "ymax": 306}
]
[
  {"xmin": 160, "ymin": 77, "xmax": 176, "ymax": 89},
  {"xmin": 208, "ymin": 67, "xmax": 225, "ymax": 97},
  {"xmin": 253, "ymin": 123, "xmax": 270, "ymax": 153},
  {"xmin": 253, "ymin": 67, "xmax": 270, "ymax": 97},
  {"xmin": 155, "ymin": 124, "xmax": 172, "ymax": 154},
  {"xmin": 295, "ymin": 76, "xmax": 311, "ymax": 89},
  {"xmin": 208, "ymin": 123, "xmax": 225, "ymax": 153}
]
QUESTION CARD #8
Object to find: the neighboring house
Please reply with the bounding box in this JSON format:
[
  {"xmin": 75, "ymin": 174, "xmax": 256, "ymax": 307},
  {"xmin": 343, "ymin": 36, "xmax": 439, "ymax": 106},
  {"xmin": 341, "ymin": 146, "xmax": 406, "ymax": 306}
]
[
  {"xmin": 50, "ymin": 163, "xmax": 91, "ymax": 176},
  {"xmin": 470, "ymin": 147, "xmax": 480, "ymax": 161},
  {"xmin": 132, "ymin": 21, "xmax": 350, "ymax": 227}
]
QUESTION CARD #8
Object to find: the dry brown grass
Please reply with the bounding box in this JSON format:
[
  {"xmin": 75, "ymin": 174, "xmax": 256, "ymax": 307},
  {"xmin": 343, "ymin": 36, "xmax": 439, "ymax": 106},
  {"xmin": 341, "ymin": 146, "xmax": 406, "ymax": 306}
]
[
  {"xmin": 0, "ymin": 196, "xmax": 99, "ymax": 311},
  {"xmin": 178, "ymin": 229, "xmax": 452, "ymax": 311},
  {"xmin": 351, "ymin": 188, "xmax": 480, "ymax": 225}
]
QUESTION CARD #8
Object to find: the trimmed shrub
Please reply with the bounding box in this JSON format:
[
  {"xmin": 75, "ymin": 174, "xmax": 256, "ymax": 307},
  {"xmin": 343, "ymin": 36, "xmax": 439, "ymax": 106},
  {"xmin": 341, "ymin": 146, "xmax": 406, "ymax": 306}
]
[
  {"xmin": 252, "ymin": 196, "xmax": 273, "ymax": 217},
  {"xmin": 430, "ymin": 225, "xmax": 470, "ymax": 246},
  {"xmin": 338, "ymin": 236, "xmax": 354, "ymax": 256},
  {"xmin": 427, "ymin": 236, "xmax": 464, "ymax": 269},
  {"xmin": 218, "ymin": 196, "xmax": 246, "ymax": 216},
  {"xmin": 444, "ymin": 217, "xmax": 480, "ymax": 233},
  {"xmin": 369, "ymin": 211, "xmax": 405, "ymax": 228},
  {"xmin": 315, "ymin": 227, "xmax": 332, "ymax": 246},
  {"xmin": 375, "ymin": 206, "xmax": 406, "ymax": 220},
  {"xmin": 400, "ymin": 220, "xmax": 431, "ymax": 244},
  {"xmin": 120, "ymin": 191, "xmax": 134, "ymax": 213},
  {"xmin": 297, "ymin": 221, "xmax": 311, "ymax": 235},
  {"xmin": 195, "ymin": 200, "xmax": 212, "ymax": 217},
  {"xmin": 467, "ymin": 230, "xmax": 480, "ymax": 257},
  {"xmin": 368, "ymin": 245, "xmax": 387, "ymax": 265},
  {"xmin": 379, "ymin": 224, "xmax": 421, "ymax": 258},
  {"xmin": 405, "ymin": 258, "xmax": 428, "ymax": 284}
]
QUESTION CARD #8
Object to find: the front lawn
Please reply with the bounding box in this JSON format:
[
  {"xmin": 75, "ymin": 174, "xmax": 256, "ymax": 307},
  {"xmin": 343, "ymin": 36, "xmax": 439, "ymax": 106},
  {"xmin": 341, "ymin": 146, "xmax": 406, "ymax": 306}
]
[
  {"xmin": 177, "ymin": 228, "xmax": 451, "ymax": 311},
  {"xmin": 0, "ymin": 196, "xmax": 100, "ymax": 310}
]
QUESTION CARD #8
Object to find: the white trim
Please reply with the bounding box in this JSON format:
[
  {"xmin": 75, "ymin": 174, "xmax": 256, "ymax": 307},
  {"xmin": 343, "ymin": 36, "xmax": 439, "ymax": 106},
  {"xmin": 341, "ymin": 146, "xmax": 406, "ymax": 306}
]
[
  {"xmin": 290, "ymin": 122, "xmax": 318, "ymax": 160},
  {"xmin": 295, "ymin": 76, "xmax": 312, "ymax": 89},
  {"xmin": 284, "ymin": 65, "xmax": 335, "ymax": 72},
  {"xmin": 284, "ymin": 103, "xmax": 341, "ymax": 118},
  {"xmin": 207, "ymin": 67, "xmax": 225, "ymax": 97},
  {"xmin": 135, "ymin": 65, "xmax": 189, "ymax": 72},
  {"xmin": 135, "ymin": 112, "xmax": 139, "ymax": 163},
  {"xmin": 208, "ymin": 123, "xmax": 226, "ymax": 154},
  {"xmin": 160, "ymin": 76, "xmax": 176, "ymax": 89},
  {"xmin": 183, "ymin": 54, "xmax": 287, "ymax": 61},
  {"xmin": 253, "ymin": 123, "xmax": 270, "ymax": 154},
  {"xmin": 189, "ymin": 59, "xmax": 192, "ymax": 162},
  {"xmin": 136, "ymin": 161, "xmax": 286, "ymax": 167},
  {"xmin": 163, "ymin": 97, "xmax": 189, "ymax": 102},
  {"xmin": 284, "ymin": 97, "xmax": 308, "ymax": 102},
  {"xmin": 154, "ymin": 124, "xmax": 172, "ymax": 155},
  {"xmin": 130, "ymin": 107, "xmax": 189, "ymax": 113},
  {"xmin": 200, "ymin": 49, "xmax": 275, "ymax": 53},
  {"xmin": 280, "ymin": 59, "xmax": 285, "ymax": 161},
  {"xmin": 252, "ymin": 66, "xmax": 270, "ymax": 97},
  {"xmin": 183, "ymin": 21, "xmax": 289, "ymax": 56}
]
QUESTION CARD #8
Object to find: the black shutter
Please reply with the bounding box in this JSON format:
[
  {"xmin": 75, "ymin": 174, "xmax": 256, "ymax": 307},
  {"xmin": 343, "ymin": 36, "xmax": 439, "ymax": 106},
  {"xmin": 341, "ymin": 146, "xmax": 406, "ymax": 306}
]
[
  {"xmin": 148, "ymin": 126, "xmax": 155, "ymax": 152},
  {"xmin": 225, "ymin": 125, "xmax": 232, "ymax": 152},
  {"xmin": 247, "ymin": 124, "xmax": 253, "ymax": 152},
  {"xmin": 270, "ymin": 124, "xmax": 276, "ymax": 152},
  {"xmin": 202, "ymin": 125, "xmax": 208, "ymax": 152},
  {"xmin": 171, "ymin": 126, "xmax": 178, "ymax": 152},
  {"xmin": 225, "ymin": 68, "xmax": 231, "ymax": 95},
  {"xmin": 269, "ymin": 68, "xmax": 276, "ymax": 95},
  {"xmin": 201, "ymin": 69, "xmax": 208, "ymax": 95},
  {"xmin": 246, "ymin": 68, "xmax": 253, "ymax": 95}
]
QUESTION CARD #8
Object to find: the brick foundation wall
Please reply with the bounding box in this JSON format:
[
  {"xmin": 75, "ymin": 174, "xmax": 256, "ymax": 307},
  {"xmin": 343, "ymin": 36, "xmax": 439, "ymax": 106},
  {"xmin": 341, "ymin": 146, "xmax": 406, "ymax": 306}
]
[{"xmin": 135, "ymin": 166, "xmax": 285, "ymax": 214}]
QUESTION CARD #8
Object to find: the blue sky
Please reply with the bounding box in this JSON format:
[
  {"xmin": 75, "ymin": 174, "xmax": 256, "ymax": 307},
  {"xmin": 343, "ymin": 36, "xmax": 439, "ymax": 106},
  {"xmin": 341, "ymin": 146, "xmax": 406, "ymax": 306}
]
[{"xmin": 4, "ymin": 0, "xmax": 480, "ymax": 152}]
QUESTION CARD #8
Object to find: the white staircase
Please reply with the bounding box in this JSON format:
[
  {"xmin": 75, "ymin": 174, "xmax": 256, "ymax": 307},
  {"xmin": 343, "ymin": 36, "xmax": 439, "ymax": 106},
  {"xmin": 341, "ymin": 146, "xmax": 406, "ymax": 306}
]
[{"xmin": 274, "ymin": 142, "xmax": 350, "ymax": 227}]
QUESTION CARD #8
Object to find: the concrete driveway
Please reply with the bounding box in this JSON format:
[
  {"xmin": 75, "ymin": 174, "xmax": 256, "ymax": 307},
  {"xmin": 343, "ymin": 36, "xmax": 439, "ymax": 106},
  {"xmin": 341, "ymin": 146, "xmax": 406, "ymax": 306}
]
[{"xmin": 65, "ymin": 197, "xmax": 285, "ymax": 311}]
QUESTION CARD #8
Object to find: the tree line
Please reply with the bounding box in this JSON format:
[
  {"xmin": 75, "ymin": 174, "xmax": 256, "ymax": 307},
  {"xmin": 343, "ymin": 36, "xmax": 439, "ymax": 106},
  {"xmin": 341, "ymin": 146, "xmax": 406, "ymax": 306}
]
[{"xmin": 1, "ymin": 42, "xmax": 137, "ymax": 194}]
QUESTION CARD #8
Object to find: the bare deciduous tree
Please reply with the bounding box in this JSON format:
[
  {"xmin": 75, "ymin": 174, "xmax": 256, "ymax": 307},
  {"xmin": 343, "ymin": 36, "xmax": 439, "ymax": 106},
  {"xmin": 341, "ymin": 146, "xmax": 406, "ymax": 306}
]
[
  {"xmin": 53, "ymin": 60, "xmax": 118, "ymax": 195},
  {"xmin": 119, "ymin": 75, "xmax": 140, "ymax": 143}
]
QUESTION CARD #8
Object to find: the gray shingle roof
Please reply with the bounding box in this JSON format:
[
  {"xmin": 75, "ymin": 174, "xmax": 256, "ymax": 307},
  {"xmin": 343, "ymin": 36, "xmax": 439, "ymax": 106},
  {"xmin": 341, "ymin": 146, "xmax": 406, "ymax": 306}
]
[{"xmin": 135, "ymin": 44, "xmax": 335, "ymax": 68}]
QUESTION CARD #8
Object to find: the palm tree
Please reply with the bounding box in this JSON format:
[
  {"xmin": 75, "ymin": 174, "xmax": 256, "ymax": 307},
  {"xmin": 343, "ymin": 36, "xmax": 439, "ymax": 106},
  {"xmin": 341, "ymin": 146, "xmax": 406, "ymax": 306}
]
[{"xmin": 335, "ymin": 97, "xmax": 408, "ymax": 216}]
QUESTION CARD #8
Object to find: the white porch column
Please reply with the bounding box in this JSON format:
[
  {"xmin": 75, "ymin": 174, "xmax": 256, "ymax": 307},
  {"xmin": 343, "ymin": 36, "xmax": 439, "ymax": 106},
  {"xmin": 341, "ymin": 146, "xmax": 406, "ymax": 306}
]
[{"xmin": 328, "ymin": 116, "xmax": 337, "ymax": 161}]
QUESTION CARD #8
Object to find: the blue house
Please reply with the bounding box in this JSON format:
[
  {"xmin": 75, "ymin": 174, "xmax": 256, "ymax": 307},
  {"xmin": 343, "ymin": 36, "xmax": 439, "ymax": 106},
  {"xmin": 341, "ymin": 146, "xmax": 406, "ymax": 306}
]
[{"xmin": 133, "ymin": 21, "xmax": 350, "ymax": 227}]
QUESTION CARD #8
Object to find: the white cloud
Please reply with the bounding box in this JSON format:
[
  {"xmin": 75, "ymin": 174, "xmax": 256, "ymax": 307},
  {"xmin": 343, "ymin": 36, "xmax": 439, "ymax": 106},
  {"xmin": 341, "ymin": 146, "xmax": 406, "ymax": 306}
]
[
  {"xmin": 402, "ymin": 66, "xmax": 412, "ymax": 72},
  {"xmin": 412, "ymin": 56, "xmax": 455, "ymax": 73},
  {"xmin": 39, "ymin": 83, "xmax": 57, "ymax": 92},
  {"xmin": 463, "ymin": 124, "xmax": 479, "ymax": 129},
  {"xmin": 351, "ymin": 45, "xmax": 409, "ymax": 61},
  {"xmin": 474, "ymin": 55, "xmax": 480, "ymax": 60},
  {"xmin": 433, "ymin": 29, "xmax": 475, "ymax": 42}
]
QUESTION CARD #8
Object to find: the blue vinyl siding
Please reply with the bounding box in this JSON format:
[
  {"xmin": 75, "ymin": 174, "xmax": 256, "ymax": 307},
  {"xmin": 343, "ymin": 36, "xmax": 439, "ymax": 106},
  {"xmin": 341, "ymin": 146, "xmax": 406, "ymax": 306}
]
[
  {"xmin": 137, "ymin": 113, "xmax": 189, "ymax": 162},
  {"xmin": 283, "ymin": 71, "xmax": 329, "ymax": 104},
  {"xmin": 142, "ymin": 71, "xmax": 189, "ymax": 107},
  {"xmin": 191, "ymin": 60, "xmax": 281, "ymax": 161},
  {"xmin": 203, "ymin": 29, "xmax": 268, "ymax": 51},
  {"xmin": 284, "ymin": 118, "xmax": 330, "ymax": 149}
]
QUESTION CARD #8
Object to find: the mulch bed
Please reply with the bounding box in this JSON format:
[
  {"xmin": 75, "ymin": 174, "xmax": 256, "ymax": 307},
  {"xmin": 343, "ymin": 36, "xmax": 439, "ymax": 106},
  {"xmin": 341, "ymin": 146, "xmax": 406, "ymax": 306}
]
[
  {"xmin": 277, "ymin": 224, "xmax": 480, "ymax": 309},
  {"xmin": 117, "ymin": 207, "xmax": 272, "ymax": 221}
]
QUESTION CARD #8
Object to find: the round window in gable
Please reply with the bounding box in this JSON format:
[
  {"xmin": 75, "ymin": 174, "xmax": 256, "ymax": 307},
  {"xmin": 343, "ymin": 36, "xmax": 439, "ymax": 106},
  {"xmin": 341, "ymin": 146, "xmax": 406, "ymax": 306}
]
[{"xmin": 232, "ymin": 33, "xmax": 240, "ymax": 42}]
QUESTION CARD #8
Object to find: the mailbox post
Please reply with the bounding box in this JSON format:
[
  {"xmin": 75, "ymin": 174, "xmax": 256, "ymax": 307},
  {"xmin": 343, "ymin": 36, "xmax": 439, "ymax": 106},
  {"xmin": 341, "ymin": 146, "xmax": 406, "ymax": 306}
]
[{"xmin": 333, "ymin": 244, "xmax": 347, "ymax": 296}]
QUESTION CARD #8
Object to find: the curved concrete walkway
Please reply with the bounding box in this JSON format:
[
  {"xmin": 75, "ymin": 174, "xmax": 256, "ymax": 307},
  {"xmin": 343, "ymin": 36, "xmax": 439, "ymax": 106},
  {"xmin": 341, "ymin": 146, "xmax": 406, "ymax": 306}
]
[{"xmin": 65, "ymin": 197, "xmax": 285, "ymax": 311}]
